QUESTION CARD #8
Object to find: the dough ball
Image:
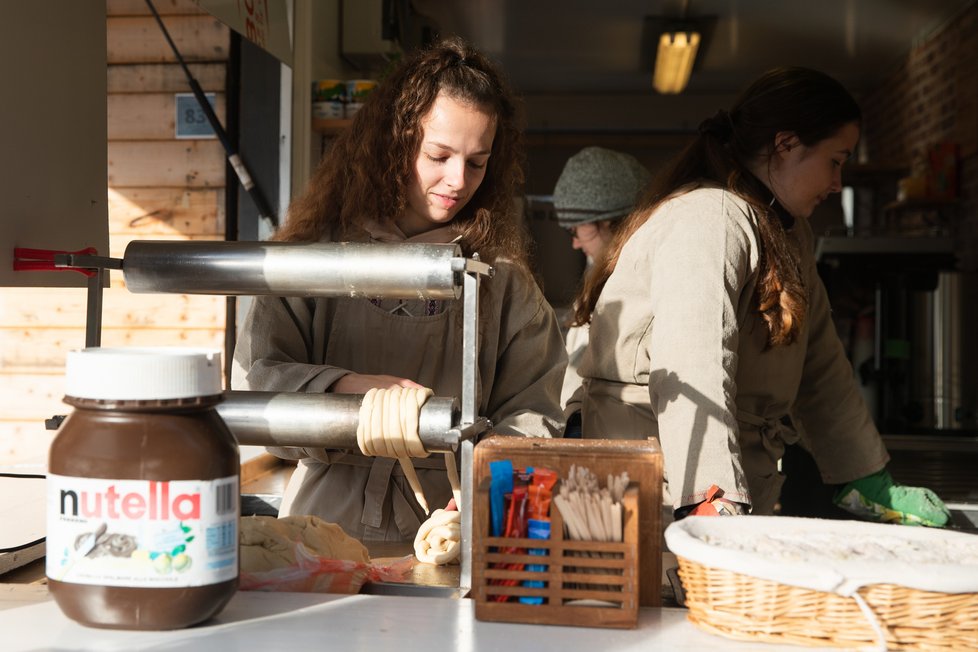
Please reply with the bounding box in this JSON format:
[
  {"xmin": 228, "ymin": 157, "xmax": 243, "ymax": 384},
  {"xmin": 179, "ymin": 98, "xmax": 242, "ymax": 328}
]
[{"xmin": 414, "ymin": 509, "xmax": 461, "ymax": 565}]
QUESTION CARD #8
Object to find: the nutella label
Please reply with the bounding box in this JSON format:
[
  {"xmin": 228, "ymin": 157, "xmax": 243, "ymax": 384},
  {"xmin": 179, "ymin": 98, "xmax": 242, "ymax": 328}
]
[{"xmin": 46, "ymin": 474, "xmax": 238, "ymax": 588}]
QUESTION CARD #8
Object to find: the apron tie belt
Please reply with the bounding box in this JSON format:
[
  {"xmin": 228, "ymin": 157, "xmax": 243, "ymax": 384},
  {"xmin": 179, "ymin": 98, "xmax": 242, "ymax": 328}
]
[
  {"xmin": 737, "ymin": 409, "xmax": 799, "ymax": 460},
  {"xmin": 330, "ymin": 452, "xmax": 445, "ymax": 538}
]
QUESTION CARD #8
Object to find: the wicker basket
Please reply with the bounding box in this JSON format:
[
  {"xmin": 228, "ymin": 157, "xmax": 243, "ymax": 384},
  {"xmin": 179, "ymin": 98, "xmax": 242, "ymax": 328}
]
[{"xmin": 666, "ymin": 516, "xmax": 978, "ymax": 651}]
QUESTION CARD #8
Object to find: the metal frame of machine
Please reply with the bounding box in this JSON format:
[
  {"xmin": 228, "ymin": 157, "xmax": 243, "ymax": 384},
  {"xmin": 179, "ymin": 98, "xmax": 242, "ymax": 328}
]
[{"xmin": 55, "ymin": 240, "xmax": 494, "ymax": 594}]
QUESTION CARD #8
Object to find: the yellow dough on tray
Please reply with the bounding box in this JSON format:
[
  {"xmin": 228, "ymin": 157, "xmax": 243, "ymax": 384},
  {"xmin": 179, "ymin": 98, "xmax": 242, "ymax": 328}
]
[{"xmin": 240, "ymin": 514, "xmax": 370, "ymax": 573}]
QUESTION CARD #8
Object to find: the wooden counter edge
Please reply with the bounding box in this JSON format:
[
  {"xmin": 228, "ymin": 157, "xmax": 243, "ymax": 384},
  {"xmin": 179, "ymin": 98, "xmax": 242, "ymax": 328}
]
[
  {"xmin": 240, "ymin": 452, "xmax": 292, "ymax": 490},
  {"xmin": 0, "ymin": 583, "xmax": 50, "ymax": 610}
]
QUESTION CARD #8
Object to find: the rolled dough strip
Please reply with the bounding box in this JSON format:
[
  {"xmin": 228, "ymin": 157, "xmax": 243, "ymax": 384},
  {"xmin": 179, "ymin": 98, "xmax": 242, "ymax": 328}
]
[
  {"xmin": 399, "ymin": 457, "xmax": 429, "ymax": 515},
  {"xmin": 357, "ymin": 386, "xmax": 434, "ymax": 515},
  {"xmin": 382, "ymin": 387, "xmax": 400, "ymax": 458},
  {"xmin": 356, "ymin": 387, "xmax": 377, "ymax": 456},
  {"xmin": 388, "ymin": 387, "xmax": 409, "ymax": 458},
  {"xmin": 399, "ymin": 387, "xmax": 432, "ymax": 514},
  {"xmin": 414, "ymin": 508, "xmax": 461, "ymax": 565},
  {"xmin": 402, "ymin": 387, "xmax": 429, "ymax": 458},
  {"xmin": 367, "ymin": 388, "xmax": 385, "ymax": 457}
]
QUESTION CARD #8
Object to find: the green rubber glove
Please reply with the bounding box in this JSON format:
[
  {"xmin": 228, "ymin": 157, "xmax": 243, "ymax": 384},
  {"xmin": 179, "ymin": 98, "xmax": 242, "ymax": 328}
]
[{"xmin": 833, "ymin": 469, "xmax": 951, "ymax": 527}]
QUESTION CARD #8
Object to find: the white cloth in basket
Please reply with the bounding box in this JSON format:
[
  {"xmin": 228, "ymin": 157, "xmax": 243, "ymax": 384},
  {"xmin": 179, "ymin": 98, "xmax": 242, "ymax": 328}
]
[{"xmin": 664, "ymin": 515, "xmax": 978, "ymax": 597}]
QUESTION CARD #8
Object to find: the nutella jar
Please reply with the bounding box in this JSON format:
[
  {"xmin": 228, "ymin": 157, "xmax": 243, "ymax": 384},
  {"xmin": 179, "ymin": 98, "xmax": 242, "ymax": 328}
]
[{"xmin": 47, "ymin": 348, "xmax": 239, "ymax": 630}]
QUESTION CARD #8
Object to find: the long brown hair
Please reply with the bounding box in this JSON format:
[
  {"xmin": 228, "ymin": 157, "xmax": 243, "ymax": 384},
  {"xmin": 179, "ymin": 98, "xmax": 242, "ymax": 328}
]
[
  {"xmin": 275, "ymin": 37, "xmax": 529, "ymax": 268},
  {"xmin": 574, "ymin": 67, "xmax": 861, "ymax": 346}
]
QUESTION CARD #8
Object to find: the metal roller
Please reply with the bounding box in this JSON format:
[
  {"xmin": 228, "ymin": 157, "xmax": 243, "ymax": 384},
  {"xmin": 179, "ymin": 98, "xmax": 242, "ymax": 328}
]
[
  {"xmin": 218, "ymin": 391, "xmax": 462, "ymax": 453},
  {"xmin": 123, "ymin": 241, "xmax": 464, "ymax": 299}
]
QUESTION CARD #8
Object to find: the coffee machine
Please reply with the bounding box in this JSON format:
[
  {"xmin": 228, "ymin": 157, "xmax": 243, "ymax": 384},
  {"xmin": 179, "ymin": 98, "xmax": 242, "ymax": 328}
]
[
  {"xmin": 815, "ymin": 235, "xmax": 978, "ymax": 503},
  {"xmin": 816, "ymin": 236, "xmax": 975, "ymax": 434},
  {"xmin": 876, "ymin": 269, "xmax": 978, "ymax": 433}
]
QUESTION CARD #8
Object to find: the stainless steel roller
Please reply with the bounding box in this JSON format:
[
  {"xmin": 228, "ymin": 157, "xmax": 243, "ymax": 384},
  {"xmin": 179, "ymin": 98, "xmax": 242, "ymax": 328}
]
[
  {"xmin": 218, "ymin": 391, "xmax": 462, "ymax": 453},
  {"xmin": 123, "ymin": 241, "xmax": 464, "ymax": 299}
]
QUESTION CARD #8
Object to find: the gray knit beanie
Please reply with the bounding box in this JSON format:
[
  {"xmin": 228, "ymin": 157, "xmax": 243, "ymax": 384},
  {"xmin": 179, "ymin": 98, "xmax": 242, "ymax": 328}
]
[{"xmin": 553, "ymin": 147, "xmax": 651, "ymax": 228}]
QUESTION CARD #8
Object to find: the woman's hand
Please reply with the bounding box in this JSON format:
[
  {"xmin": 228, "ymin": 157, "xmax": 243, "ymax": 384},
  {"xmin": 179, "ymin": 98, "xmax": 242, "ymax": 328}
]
[
  {"xmin": 329, "ymin": 373, "xmax": 424, "ymax": 394},
  {"xmin": 675, "ymin": 485, "xmax": 746, "ymax": 518}
]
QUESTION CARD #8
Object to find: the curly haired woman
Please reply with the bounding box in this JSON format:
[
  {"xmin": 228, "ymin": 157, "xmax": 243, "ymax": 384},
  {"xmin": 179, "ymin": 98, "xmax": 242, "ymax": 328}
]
[{"xmin": 232, "ymin": 37, "xmax": 566, "ymax": 542}]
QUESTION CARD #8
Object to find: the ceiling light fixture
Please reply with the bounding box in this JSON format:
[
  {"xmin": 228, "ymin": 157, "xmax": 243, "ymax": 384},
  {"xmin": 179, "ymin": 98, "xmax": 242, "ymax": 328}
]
[
  {"xmin": 653, "ymin": 31, "xmax": 701, "ymax": 94},
  {"xmin": 645, "ymin": 0, "xmax": 713, "ymax": 95}
]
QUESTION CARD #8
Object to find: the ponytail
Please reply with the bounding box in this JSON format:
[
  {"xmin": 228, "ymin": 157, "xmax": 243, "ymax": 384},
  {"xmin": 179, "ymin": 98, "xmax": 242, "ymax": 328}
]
[{"xmin": 574, "ymin": 67, "xmax": 860, "ymax": 347}]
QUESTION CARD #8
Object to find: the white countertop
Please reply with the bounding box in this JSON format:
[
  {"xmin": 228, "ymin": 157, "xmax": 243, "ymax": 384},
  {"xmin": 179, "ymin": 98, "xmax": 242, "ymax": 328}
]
[{"xmin": 0, "ymin": 586, "xmax": 821, "ymax": 652}]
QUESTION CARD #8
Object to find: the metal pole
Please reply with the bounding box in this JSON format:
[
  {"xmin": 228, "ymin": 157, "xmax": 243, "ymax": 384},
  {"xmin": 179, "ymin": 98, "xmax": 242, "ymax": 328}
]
[
  {"xmin": 123, "ymin": 241, "xmax": 464, "ymax": 299},
  {"xmin": 456, "ymin": 255, "xmax": 493, "ymax": 597},
  {"xmin": 84, "ymin": 269, "xmax": 105, "ymax": 348},
  {"xmin": 219, "ymin": 391, "xmax": 461, "ymax": 452}
]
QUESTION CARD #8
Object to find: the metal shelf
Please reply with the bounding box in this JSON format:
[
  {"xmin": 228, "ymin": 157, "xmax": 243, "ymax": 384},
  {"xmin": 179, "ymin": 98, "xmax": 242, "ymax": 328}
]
[{"xmin": 815, "ymin": 235, "xmax": 954, "ymax": 259}]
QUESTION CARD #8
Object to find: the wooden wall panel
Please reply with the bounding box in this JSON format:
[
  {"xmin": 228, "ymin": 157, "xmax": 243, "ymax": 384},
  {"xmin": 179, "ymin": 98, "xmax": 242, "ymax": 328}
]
[
  {"xmin": 107, "ymin": 16, "xmax": 228, "ymax": 64},
  {"xmin": 0, "ymin": 289, "xmax": 226, "ymax": 329},
  {"xmin": 108, "ymin": 63, "xmax": 226, "ymax": 94},
  {"xmin": 107, "ymin": 0, "xmax": 206, "ymax": 16},
  {"xmin": 108, "ymin": 140, "xmax": 227, "ymax": 187},
  {"xmin": 108, "ymin": 92, "xmax": 227, "ymax": 140},
  {"xmin": 0, "ymin": 371, "xmax": 65, "ymax": 421},
  {"xmin": 0, "ymin": 328, "xmax": 225, "ymax": 368},
  {"xmin": 108, "ymin": 187, "xmax": 225, "ymax": 236},
  {"xmin": 0, "ymin": 426, "xmax": 56, "ymax": 466}
]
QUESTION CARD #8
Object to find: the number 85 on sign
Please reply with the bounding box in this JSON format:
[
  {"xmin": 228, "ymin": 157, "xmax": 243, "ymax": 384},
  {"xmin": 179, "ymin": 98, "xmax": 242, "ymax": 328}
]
[{"xmin": 175, "ymin": 92, "xmax": 217, "ymax": 139}]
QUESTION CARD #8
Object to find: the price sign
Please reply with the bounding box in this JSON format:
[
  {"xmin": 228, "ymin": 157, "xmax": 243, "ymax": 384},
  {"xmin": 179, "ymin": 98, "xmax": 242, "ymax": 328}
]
[{"xmin": 175, "ymin": 93, "xmax": 217, "ymax": 139}]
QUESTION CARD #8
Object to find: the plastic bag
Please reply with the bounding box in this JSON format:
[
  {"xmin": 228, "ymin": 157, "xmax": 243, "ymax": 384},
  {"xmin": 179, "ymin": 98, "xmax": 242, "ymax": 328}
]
[{"xmin": 239, "ymin": 542, "xmax": 414, "ymax": 594}]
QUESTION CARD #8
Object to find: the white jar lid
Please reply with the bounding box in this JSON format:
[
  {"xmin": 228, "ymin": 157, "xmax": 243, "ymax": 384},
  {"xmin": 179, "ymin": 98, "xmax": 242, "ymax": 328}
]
[{"xmin": 65, "ymin": 347, "xmax": 223, "ymax": 400}]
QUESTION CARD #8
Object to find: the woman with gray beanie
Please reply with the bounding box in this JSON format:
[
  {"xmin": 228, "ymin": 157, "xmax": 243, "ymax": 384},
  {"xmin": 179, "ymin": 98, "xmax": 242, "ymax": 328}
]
[
  {"xmin": 553, "ymin": 146, "xmax": 651, "ymax": 408},
  {"xmin": 554, "ymin": 146, "xmax": 652, "ymax": 266}
]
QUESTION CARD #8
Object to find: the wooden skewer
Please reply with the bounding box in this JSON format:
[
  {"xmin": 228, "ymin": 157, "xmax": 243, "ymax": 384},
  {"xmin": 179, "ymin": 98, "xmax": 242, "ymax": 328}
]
[
  {"xmin": 555, "ymin": 468, "xmax": 629, "ymax": 543},
  {"xmin": 445, "ymin": 451, "xmax": 461, "ymax": 508}
]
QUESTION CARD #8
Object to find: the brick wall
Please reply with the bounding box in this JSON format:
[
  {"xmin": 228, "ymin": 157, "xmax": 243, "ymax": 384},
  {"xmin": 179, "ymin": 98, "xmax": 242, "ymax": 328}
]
[{"xmin": 861, "ymin": 1, "xmax": 978, "ymax": 269}]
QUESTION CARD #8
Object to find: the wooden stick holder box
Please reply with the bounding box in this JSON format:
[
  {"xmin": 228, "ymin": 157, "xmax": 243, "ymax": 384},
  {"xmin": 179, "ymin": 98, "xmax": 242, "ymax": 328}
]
[{"xmin": 471, "ymin": 437, "xmax": 663, "ymax": 629}]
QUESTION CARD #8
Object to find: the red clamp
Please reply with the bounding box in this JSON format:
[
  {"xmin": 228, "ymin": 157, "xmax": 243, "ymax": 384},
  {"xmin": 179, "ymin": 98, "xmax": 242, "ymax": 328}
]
[{"xmin": 13, "ymin": 247, "xmax": 100, "ymax": 277}]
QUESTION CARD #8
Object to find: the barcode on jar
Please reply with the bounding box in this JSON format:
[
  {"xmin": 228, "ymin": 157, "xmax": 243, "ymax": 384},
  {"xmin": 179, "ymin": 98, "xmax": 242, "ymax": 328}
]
[{"xmin": 215, "ymin": 480, "xmax": 237, "ymax": 515}]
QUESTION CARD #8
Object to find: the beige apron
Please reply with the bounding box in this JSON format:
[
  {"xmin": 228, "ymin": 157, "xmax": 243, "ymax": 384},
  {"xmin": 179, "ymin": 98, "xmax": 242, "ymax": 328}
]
[
  {"xmin": 280, "ymin": 297, "xmax": 465, "ymax": 542},
  {"xmin": 580, "ymin": 378, "xmax": 798, "ymax": 515}
]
